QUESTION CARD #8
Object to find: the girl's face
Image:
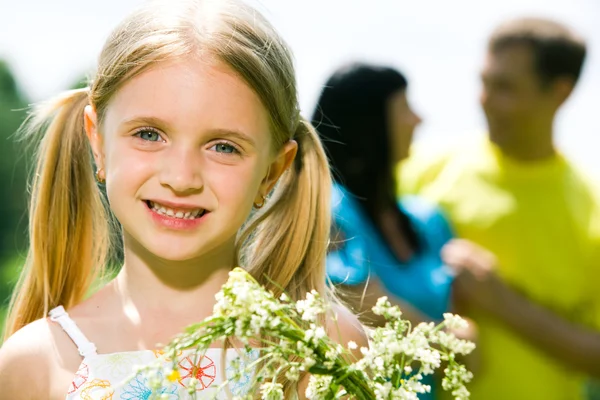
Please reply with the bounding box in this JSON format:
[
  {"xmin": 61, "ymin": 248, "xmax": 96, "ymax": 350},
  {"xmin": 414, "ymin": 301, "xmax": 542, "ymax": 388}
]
[{"xmin": 85, "ymin": 58, "xmax": 296, "ymax": 263}]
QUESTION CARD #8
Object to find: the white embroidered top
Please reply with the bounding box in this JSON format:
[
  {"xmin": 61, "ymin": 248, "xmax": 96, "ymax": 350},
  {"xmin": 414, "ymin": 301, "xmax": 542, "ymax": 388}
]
[{"xmin": 49, "ymin": 306, "xmax": 256, "ymax": 400}]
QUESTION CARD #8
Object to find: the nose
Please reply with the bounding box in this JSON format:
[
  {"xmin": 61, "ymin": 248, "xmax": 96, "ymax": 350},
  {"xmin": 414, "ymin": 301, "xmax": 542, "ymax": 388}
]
[
  {"xmin": 158, "ymin": 145, "xmax": 204, "ymax": 194},
  {"xmin": 412, "ymin": 110, "xmax": 423, "ymax": 126},
  {"xmin": 480, "ymin": 88, "xmax": 490, "ymax": 109}
]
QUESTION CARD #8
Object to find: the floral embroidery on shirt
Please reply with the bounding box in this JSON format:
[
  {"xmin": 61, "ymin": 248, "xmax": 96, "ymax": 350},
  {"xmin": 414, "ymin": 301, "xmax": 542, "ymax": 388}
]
[
  {"xmin": 152, "ymin": 349, "xmax": 183, "ymax": 361},
  {"xmin": 68, "ymin": 362, "xmax": 90, "ymax": 394},
  {"xmin": 178, "ymin": 355, "xmax": 216, "ymax": 391},
  {"xmin": 120, "ymin": 373, "xmax": 179, "ymax": 400},
  {"xmin": 225, "ymin": 349, "xmax": 259, "ymax": 395},
  {"xmin": 97, "ymin": 353, "xmax": 144, "ymax": 380},
  {"xmin": 79, "ymin": 379, "xmax": 114, "ymax": 400}
]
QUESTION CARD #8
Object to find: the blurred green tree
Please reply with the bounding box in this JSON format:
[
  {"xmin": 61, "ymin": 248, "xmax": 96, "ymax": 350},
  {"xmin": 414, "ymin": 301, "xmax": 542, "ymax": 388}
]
[{"xmin": 0, "ymin": 60, "xmax": 29, "ymax": 313}]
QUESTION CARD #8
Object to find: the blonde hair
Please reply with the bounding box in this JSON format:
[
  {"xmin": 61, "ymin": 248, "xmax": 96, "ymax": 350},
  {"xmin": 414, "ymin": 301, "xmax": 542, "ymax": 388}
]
[{"xmin": 6, "ymin": 0, "xmax": 331, "ymax": 379}]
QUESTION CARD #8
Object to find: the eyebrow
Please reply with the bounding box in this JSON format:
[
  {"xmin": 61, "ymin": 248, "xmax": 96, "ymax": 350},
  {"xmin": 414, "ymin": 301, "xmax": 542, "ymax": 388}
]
[
  {"xmin": 120, "ymin": 116, "xmax": 172, "ymax": 131},
  {"xmin": 208, "ymin": 128, "xmax": 256, "ymax": 147},
  {"xmin": 120, "ymin": 116, "xmax": 256, "ymax": 147}
]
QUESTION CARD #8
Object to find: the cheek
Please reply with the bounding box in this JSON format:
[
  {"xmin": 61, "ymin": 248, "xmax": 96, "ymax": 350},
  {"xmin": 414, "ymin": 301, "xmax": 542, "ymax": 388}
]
[
  {"xmin": 104, "ymin": 141, "xmax": 156, "ymax": 202},
  {"xmin": 391, "ymin": 114, "xmax": 413, "ymax": 141},
  {"xmin": 488, "ymin": 92, "xmax": 520, "ymax": 116},
  {"xmin": 204, "ymin": 159, "xmax": 265, "ymax": 207}
]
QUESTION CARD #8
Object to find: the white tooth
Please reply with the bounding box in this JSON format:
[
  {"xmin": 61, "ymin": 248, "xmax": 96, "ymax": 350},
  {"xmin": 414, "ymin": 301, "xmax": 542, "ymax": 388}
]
[
  {"xmin": 175, "ymin": 211, "xmax": 184, "ymax": 218},
  {"xmin": 166, "ymin": 209, "xmax": 175, "ymax": 217},
  {"xmin": 159, "ymin": 207, "xmax": 167, "ymax": 213},
  {"xmin": 184, "ymin": 212, "xmax": 191, "ymax": 218}
]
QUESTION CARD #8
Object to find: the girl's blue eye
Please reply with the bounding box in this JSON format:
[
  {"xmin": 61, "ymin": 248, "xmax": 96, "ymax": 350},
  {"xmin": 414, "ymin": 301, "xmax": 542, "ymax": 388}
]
[
  {"xmin": 135, "ymin": 129, "xmax": 162, "ymax": 142},
  {"xmin": 213, "ymin": 143, "xmax": 238, "ymax": 154}
]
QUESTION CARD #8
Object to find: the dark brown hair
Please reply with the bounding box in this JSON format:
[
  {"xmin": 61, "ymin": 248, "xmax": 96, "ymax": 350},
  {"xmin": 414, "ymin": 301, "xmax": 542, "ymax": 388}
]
[{"xmin": 489, "ymin": 17, "xmax": 587, "ymax": 86}]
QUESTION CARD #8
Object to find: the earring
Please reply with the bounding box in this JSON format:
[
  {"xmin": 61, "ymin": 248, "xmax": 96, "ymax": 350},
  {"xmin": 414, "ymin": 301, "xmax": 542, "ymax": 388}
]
[
  {"xmin": 254, "ymin": 194, "xmax": 267, "ymax": 209},
  {"xmin": 95, "ymin": 168, "xmax": 105, "ymax": 184}
]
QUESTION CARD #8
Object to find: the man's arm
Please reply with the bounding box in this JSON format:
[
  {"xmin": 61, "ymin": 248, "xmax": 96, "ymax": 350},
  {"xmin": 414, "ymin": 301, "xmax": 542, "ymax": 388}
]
[{"xmin": 443, "ymin": 239, "xmax": 600, "ymax": 378}]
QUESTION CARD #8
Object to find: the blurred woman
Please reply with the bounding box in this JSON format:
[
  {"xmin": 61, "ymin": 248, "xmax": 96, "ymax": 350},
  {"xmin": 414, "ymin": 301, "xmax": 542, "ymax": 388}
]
[{"xmin": 312, "ymin": 62, "xmax": 454, "ymax": 325}]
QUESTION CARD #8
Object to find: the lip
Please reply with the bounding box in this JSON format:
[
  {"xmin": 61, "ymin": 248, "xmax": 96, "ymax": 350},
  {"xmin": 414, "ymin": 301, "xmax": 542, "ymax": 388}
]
[
  {"xmin": 144, "ymin": 200, "xmax": 208, "ymax": 230},
  {"xmin": 145, "ymin": 199, "xmax": 205, "ymax": 211}
]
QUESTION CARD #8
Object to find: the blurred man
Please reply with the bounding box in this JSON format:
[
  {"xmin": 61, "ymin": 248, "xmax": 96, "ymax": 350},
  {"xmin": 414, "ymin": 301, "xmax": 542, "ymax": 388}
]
[{"xmin": 399, "ymin": 17, "xmax": 600, "ymax": 399}]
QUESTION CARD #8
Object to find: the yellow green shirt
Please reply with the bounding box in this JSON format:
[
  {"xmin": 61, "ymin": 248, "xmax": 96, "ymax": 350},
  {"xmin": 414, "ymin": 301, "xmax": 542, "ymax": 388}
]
[{"xmin": 398, "ymin": 137, "xmax": 600, "ymax": 400}]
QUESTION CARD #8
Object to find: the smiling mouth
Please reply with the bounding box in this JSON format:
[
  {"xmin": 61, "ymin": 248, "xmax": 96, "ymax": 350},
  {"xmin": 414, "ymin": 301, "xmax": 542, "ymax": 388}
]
[{"xmin": 144, "ymin": 200, "xmax": 207, "ymax": 220}]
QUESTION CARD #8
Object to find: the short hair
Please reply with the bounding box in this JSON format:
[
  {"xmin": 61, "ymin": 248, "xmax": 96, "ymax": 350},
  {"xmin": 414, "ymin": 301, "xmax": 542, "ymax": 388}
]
[{"xmin": 489, "ymin": 17, "xmax": 587, "ymax": 86}]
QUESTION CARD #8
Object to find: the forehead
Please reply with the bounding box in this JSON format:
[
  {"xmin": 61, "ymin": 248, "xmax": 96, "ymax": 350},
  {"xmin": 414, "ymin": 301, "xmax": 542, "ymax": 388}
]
[
  {"xmin": 102, "ymin": 58, "xmax": 271, "ymax": 139},
  {"xmin": 388, "ymin": 89, "xmax": 408, "ymax": 106},
  {"xmin": 482, "ymin": 44, "xmax": 537, "ymax": 79}
]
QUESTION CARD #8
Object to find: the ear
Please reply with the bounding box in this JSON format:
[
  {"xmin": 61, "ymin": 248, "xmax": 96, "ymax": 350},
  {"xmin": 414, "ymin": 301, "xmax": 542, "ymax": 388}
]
[
  {"xmin": 551, "ymin": 77, "xmax": 575, "ymax": 107},
  {"xmin": 83, "ymin": 105, "xmax": 105, "ymax": 171},
  {"xmin": 256, "ymin": 140, "xmax": 298, "ymax": 202}
]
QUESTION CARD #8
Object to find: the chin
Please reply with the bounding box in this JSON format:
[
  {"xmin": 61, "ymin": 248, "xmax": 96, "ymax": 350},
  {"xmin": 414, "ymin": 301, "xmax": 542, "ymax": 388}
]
[
  {"xmin": 128, "ymin": 234, "xmax": 212, "ymax": 263},
  {"xmin": 487, "ymin": 126, "xmax": 506, "ymax": 145},
  {"xmin": 146, "ymin": 246, "xmax": 205, "ymax": 262}
]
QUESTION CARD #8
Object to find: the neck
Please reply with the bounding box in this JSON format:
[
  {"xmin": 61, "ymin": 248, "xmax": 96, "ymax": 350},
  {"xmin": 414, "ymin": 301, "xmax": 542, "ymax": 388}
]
[
  {"xmin": 113, "ymin": 234, "xmax": 234, "ymax": 320},
  {"xmin": 490, "ymin": 119, "xmax": 556, "ymax": 162}
]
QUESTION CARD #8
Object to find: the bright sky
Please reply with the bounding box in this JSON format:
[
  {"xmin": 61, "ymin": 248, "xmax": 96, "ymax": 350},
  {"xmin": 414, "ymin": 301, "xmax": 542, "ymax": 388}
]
[{"xmin": 1, "ymin": 1, "xmax": 599, "ymax": 172}]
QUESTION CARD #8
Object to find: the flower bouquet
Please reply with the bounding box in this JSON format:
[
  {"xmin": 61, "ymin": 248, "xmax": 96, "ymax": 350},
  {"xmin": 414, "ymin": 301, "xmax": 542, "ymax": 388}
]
[{"xmin": 139, "ymin": 268, "xmax": 474, "ymax": 399}]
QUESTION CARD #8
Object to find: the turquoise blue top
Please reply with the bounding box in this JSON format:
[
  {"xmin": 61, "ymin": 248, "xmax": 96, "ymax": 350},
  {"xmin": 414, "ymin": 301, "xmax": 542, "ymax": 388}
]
[{"xmin": 327, "ymin": 184, "xmax": 455, "ymax": 320}]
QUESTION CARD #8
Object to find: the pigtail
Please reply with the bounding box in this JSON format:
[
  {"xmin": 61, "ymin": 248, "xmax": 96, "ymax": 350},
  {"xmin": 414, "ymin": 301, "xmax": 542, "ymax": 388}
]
[
  {"xmin": 4, "ymin": 89, "xmax": 110, "ymax": 338},
  {"xmin": 237, "ymin": 118, "xmax": 331, "ymax": 301}
]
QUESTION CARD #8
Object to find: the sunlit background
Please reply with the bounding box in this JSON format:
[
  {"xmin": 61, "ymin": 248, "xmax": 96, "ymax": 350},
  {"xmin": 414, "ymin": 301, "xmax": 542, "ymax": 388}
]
[{"xmin": 1, "ymin": 0, "xmax": 599, "ymax": 170}]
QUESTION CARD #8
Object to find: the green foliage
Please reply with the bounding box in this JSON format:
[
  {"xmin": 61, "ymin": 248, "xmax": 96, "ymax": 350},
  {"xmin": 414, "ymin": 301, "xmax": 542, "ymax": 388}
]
[
  {"xmin": 0, "ymin": 255, "xmax": 23, "ymax": 339},
  {"xmin": 0, "ymin": 60, "xmax": 29, "ymax": 273},
  {"xmin": 587, "ymin": 380, "xmax": 600, "ymax": 400},
  {"xmin": 70, "ymin": 74, "xmax": 90, "ymax": 90},
  {"xmin": 0, "ymin": 60, "xmax": 29, "ymax": 342}
]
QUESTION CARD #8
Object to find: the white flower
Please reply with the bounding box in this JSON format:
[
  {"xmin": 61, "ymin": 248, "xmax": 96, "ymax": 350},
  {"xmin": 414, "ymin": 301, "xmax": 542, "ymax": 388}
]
[
  {"xmin": 305, "ymin": 375, "xmax": 333, "ymax": 399},
  {"xmin": 443, "ymin": 313, "xmax": 469, "ymax": 331},
  {"xmin": 390, "ymin": 387, "xmax": 419, "ymax": 400},
  {"xmin": 303, "ymin": 357, "xmax": 316, "ymax": 369},
  {"xmin": 295, "ymin": 291, "xmax": 326, "ymax": 322},
  {"xmin": 314, "ymin": 327, "xmax": 326, "ymax": 340},
  {"xmin": 269, "ymin": 317, "xmax": 282, "ymax": 329},
  {"xmin": 372, "ymin": 296, "xmax": 403, "ymax": 320},
  {"xmin": 414, "ymin": 348, "xmax": 441, "ymax": 375},
  {"xmin": 434, "ymin": 331, "xmax": 476, "ymax": 355},
  {"xmin": 138, "ymin": 271, "xmax": 475, "ymax": 400},
  {"xmin": 404, "ymin": 378, "xmax": 430, "ymax": 394},
  {"xmin": 285, "ymin": 366, "xmax": 300, "ymax": 381},
  {"xmin": 260, "ymin": 382, "xmax": 284, "ymax": 400},
  {"xmin": 452, "ymin": 385, "xmax": 471, "ymax": 400},
  {"xmin": 373, "ymin": 381, "xmax": 392, "ymax": 398}
]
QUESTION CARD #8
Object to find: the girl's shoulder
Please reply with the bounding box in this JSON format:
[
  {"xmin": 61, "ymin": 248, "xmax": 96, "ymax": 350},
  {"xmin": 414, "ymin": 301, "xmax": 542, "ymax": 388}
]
[
  {"xmin": 328, "ymin": 302, "xmax": 369, "ymax": 355},
  {"xmin": 0, "ymin": 316, "xmax": 80, "ymax": 399}
]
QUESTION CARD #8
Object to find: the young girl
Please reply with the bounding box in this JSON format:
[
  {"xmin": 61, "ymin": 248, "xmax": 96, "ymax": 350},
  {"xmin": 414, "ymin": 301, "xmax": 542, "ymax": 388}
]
[{"xmin": 0, "ymin": 1, "xmax": 366, "ymax": 398}]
